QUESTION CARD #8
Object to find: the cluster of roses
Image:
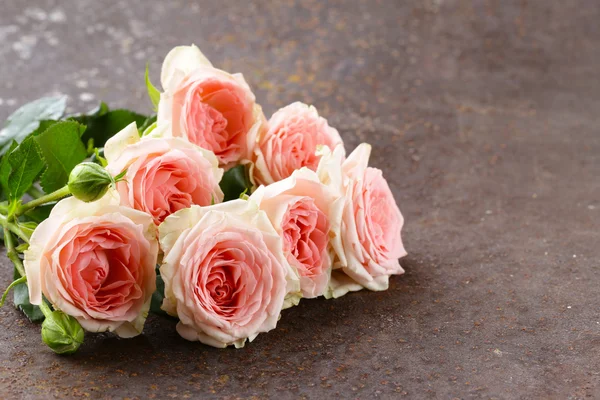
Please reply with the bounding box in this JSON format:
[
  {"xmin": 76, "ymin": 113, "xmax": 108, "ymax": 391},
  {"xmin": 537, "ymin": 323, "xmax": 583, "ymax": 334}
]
[{"xmin": 19, "ymin": 45, "xmax": 406, "ymax": 351}]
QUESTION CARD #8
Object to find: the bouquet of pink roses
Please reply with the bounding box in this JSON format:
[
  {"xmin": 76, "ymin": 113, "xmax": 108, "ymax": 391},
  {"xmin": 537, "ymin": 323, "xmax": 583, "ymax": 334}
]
[{"xmin": 0, "ymin": 45, "xmax": 406, "ymax": 353}]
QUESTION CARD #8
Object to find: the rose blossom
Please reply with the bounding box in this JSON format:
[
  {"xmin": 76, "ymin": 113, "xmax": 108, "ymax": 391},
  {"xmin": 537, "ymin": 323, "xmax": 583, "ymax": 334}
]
[
  {"xmin": 105, "ymin": 122, "xmax": 223, "ymax": 225},
  {"xmin": 158, "ymin": 200, "xmax": 300, "ymax": 348},
  {"xmin": 156, "ymin": 44, "xmax": 264, "ymax": 167},
  {"xmin": 250, "ymin": 168, "xmax": 341, "ymax": 299},
  {"xmin": 24, "ymin": 190, "xmax": 158, "ymax": 337},
  {"xmin": 317, "ymin": 144, "xmax": 407, "ymax": 298},
  {"xmin": 250, "ymin": 102, "xmax": 344, "ymax": 185}
]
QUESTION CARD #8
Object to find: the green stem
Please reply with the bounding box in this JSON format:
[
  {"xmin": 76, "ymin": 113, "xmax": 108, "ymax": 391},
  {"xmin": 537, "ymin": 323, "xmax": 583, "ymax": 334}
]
[
  {"xmin": 16, "ymin": 185, "xmax": 70, "ymax": 217},
  {"xmin": 26, "ymin": 186, "xmax": 45, "ymax": 199},
  {"xmin": 37, "ymin": 297, "xmax": 53, "ymax": 317},
  {"xmin": 3, "ymin": 227, "xmax": 25, "ymax": 277},
  {"xmin": 0, "ymin": 214, "xmax": 30, "ymax": 243},
  {"xmin": 10, "ymin": 224, "xmax": 30, "ymax": 244},
  {"xmin": 8, "ymin": 222, "xmax": 31, "ymax": 244},
  {"xmin": 3, "ymin": 227, "xmax": 53, "ymax": 318},
  {"xmin": 0, "ymin": 276, "xmax": 26, "ymax": 307}
]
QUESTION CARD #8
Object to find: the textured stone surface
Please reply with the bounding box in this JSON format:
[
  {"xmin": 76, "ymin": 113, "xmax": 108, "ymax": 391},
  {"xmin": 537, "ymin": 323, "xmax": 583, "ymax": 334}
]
[{"xmin": 1, "ymin": 0, "xmax": 599, "ymax": 398}]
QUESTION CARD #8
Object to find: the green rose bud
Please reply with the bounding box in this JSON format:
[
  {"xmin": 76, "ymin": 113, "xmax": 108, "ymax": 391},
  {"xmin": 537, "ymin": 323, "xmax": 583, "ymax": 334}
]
[
  {"xmin": 68, "ymin": 162, "xmax": 113, "ymax": 202},
  {"xmin": 41, "ymin": 311, "xmax": 84, "ymax": 355}
]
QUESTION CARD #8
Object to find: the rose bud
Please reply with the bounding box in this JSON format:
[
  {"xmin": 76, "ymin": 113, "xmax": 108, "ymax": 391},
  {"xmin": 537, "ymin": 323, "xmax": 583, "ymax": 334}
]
[
  {"xmin": 41, "ymin": 310, "xmax": 84, "ymax": 355},
  {"xmin": 68, "ymin": 162, "xmax": 113, "ymax": 202}
]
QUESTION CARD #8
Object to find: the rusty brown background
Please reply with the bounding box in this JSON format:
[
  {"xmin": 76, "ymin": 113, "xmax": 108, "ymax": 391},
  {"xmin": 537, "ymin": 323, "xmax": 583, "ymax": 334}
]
[{"xmin": 1, "ymin": 0, "xmax": 599, "ymax": 398}]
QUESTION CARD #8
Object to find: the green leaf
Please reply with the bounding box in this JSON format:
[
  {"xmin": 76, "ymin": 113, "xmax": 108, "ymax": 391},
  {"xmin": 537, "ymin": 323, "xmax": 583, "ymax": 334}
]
[
  {"xmin": 69, "ymin": 101, "xmax": 109, "ymax": 125},
  {"xmin": 13, "ymin": 267, "xmax": 44, "ymax": 322},
  {"xmin": 7, "ymin": 137, "xmax": 44, "ymax": 200},
  {"xmin": 140, "ymin": 115, "xmax": 157, "ymax": 134},
  {"xmin": 113, "ymin": 169, "xmax": 127, "ymax": 182},
  {"xmin": 69, "ymin": 102, "xmax": 148, "ymax": 148},
  {"xmin": 80, "ymin": 109, "xmax": 148, "ymax": 148},
  {"xmin": 15, "ymin": 242, "xmax": 29, "ymax": 252},
  {"xmin": 220, "ymin": 164, "xmax": 252, "ymax": 201},
  {"xmin": 17, "ymin": 221, "xmax": 38, "ymax": 238},
  {"xmin": 0, "ymin": 96, "xmax": 67, "ymax": 155},
  {"xmin": 23, "ymin": 202, "xmax": 55, "ymax": 223},
  {"xmin": 0, "ymin": 275, "xmax": 26, "ymax": 307},
  {"xmin": 92, "ymin": 148, "xmax": 108, "ymax": 167},
  {"xmin": 0, "ymin": 141, "xmax": 18, "ymax": 195},
  {"xmin": 150, "ymin": 265, "xmax": 171, "ymax": 318},
  {"xmin": 80, "ymin": 101, "xmax": 109, "ymax": 120},
  {"xmin": 86, "ymin": 138, "xmax": 95, "ymax": 155},
  {"xmin": 30, "ymin": 120, "xmax": 60, "ymax": 137},
  {"xmin": 145, "ymin": 64, "xmax": 160, "ymax": 110},
  {"xmin": 34, "ymin": 121, "xmax": 88, "ymax": 193}
]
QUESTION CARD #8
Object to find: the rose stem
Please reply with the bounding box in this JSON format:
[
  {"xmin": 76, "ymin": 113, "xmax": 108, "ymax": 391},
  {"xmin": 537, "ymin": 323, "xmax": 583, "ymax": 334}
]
[
  {"xmin": 3, "ymin": 227, "xmax": 25, "ymax": 278},
  {"xmin": 26, "ymin": 186, "xmax": 44, "ymax": 199},
  {"xmin": 3, "ymin": 227, "xmax": 52, "ymax": 317},
  {"xmin": 15, "ymin": 185, "xmax": 70, "ymax": 217},
  {"xmin": 0, "ymin": 214, "xmax": 30, "ymax": 243}
]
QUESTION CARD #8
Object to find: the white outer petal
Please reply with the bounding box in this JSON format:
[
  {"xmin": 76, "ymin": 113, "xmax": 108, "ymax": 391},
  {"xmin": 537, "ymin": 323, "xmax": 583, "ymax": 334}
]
[
  {"xmin": 156, "ymin": 91, "xmax": 175, "ymax": 132},
  {"xmin": 160, "ymin": 44, "xmax": 213, "ymax": 91},
  {"xmin": 104, "ymin": 122, "xmax": 140, "ymax": 163},
  {"xmin": 325, "ymin": 270, "xmax": 368, "ymax": 299},
  {"xmin": 342, "ymin": 142, "xmax": 371, "ymax": 177},
  {"xmin": 316, "ymin": 144, "xmax": 346, "ymax": 196},
  {"xmin": 145, "ymin": 120, "xmax": 173, "ymax": 139}
]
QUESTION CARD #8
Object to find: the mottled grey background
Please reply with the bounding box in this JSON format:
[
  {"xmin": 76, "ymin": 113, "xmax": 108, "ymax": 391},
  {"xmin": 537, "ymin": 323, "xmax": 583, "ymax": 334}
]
[{"xmin": 1, "ymin": 0, "xmax": 599, "ymax": 399}]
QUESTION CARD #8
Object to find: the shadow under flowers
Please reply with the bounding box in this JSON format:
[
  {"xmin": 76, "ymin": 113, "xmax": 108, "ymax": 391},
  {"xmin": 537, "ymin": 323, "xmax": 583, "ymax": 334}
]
[{"xmin": 47, "ymin": 255, "xmax": 433, "ymax": 397}]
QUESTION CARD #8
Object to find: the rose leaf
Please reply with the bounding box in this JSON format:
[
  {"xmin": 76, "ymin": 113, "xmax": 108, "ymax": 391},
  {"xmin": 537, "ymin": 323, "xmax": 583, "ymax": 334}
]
[
  {"xmin": 12, "ymin": 267, "xmax": 44, "ymax": 322},
  {"xmin": 6, "ymin": 136, "xmax": 45, "ymax": 201},
  {"xmin": 220, "ymin": 164, "xmax": 252, "ymax": 202},
  {"xmin": 0, "ymin": 96, "xmax": 67, "ymax": 155},
  {"xmin": 34, "ymin": 121, "xmax": 88, "ymax": 193}
]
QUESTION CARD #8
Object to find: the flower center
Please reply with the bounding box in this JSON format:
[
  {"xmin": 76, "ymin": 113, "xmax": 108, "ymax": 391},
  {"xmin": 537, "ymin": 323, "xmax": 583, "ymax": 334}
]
[
  {"xmin": 193, "ymin": 99, "xmax": 228, "ymax": 138},
  {"xmin": 65, "ymin": 227, "xmax": 143, "ymax": 312},
  {"xmin": 281, "ymin": 198, "xmax": 329, "ymax": 276},
  {"xmin": 195, "ymin": 247, "xmax": 245, "ymax": 317}
]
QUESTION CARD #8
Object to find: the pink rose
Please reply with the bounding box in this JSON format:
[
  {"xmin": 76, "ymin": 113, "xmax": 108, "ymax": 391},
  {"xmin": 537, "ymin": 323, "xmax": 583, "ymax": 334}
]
[
  {"xmin": 24, "ymin": 190, "xmax": 158, "ymax": 337},
  {"xmin": 250, "ymin": 168, "xmax": 340, "ymax": 299},
  {"xmin": 157, "ymin": 45, "xmax": 263, "ymax": 166},
  {"xmin": 158, "ymin": 200, "xmax": 300, "ymax": 348},
  {"xmin": 105, "ymin": 122, "xmax": 223, "ymax": 225},
  {"xmin": 251, "ymin": 102, "xmax": 344, "ymax": 185},
  {"xmin": 317, "ymin": 144, "xmax": 407, "ymax": 298}
]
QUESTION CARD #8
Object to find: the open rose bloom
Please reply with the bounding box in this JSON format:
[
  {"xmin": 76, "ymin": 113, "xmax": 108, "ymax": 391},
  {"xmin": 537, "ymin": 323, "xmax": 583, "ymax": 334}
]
[
  {"xmin": 158, "ymin": 200, "xmax": 300, "ymax": 348},
  {"xmin": 250, "ymin": 168, "xmax": 341, "ymax": 299},
  {"xmin": 24, "ymin": 190, "xmax": 158, "ymax": 337},
  {"xmin": 105, "ymin": 122, "xmax": 223, "ymax": 225},
  {"xmin": 317, "ymin": 144, "xmax": 407, "ymax": 298},
  {"xmin": 156, "ymin": 45, "xmax": 264, "ymax": 167},
  {"xmin": 251, "ymin": 102, "xmax": 344, "ymax": 185}
]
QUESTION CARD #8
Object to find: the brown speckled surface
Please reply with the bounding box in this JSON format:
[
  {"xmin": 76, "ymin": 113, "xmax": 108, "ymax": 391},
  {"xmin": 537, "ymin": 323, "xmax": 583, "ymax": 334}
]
[{"xmin": 1, "ymin": 0, "xmax": 600, "ymax": 398}]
